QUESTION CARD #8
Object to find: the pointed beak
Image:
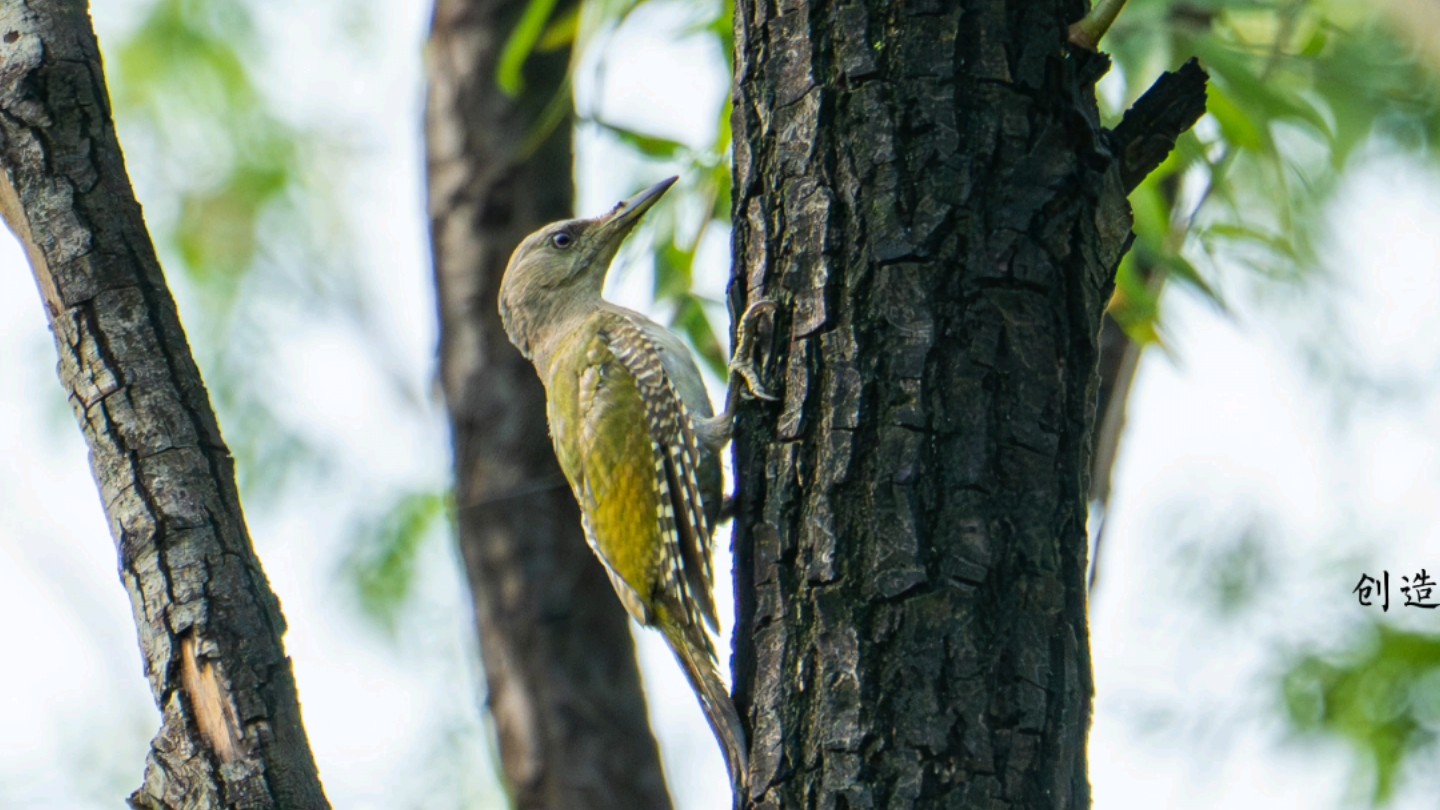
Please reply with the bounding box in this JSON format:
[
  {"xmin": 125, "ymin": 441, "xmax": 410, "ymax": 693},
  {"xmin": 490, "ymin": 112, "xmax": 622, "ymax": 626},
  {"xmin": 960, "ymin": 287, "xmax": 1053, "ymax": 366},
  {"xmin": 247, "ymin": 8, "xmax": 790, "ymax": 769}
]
[
  {"xmin": 599, "ymin": 176, "xmax": 678, "ymax": 233},
  {"xmin": 582, "ymin": 177, "xmax": 678, "ymax": 277}
]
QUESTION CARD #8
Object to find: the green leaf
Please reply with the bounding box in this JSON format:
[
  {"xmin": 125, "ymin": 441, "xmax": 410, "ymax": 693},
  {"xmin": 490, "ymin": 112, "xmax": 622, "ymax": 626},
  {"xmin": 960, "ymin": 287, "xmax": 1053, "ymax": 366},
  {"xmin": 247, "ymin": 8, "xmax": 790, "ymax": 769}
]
[
  {"xmin": 1109, "ymin": 253, "xmax": 1163, "ymax": 348},
  {"xmin": 1129, "ymin": 179, "xmax": 1173, "ymax": 243},
  {"xmin": 709, "ymin": 159, "xmax": 733, "ymax": 223},
  {"xmin": 537, "ymin": 4, "xmax": 580, "ymax": 52},
  {"xmin": 1297, "ymin": 19, "xmax": 1329, "ymax": 58},
  {"xmin": 1157, "ymin": 252, "xmax": 1221, "ymax": 306},
  {"xmin": 1195, "ymin": 37, "xmax": 1333, "ymax": 143},
  {"xmin": 497, "ymin": 0, "xmax": 560, "ymax": 96},
  {"xmin": 1283, "ymin": 624, "xmax": 1440, "ymax": 804},
  {"xmin": 707, "ymin": 0, "xmax": 736, "ymax": 60},
  {"xmin": 1206, "ymin": 84, "xmax": 1268, "ymax": 153},
  {"xmin": 594, "ymin": 120, "xmax": 690, "ymax": 160},
  {"xmin": 1205, "ymin": 222, "xmax": 1297, "ymax": 260},
  {"xmin": 671, "ymin": 295, "xmax": 727, "ymax": 378},
  {"xmin": 343, "ymin": 491, "xmax": 450, "ymax": 634},
  {"xmin": 655, "ymin": 239, "xmax": 696, "ymax": 301}
]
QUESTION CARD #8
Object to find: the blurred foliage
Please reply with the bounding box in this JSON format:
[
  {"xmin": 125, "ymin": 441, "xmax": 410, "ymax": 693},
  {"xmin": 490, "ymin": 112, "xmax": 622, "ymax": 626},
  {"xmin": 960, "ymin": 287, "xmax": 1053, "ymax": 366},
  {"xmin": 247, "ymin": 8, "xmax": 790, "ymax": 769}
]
[
  {"xmin": 342, "ymin": 491, "xmax": 452, "ymax": 636},
  {"xmin": 1103, "ymin": 0, "xmax": 1440, "ymax": 350},
  {"xmin": 1285, "ymin": 623, "xmax": 1440, "ymax": 804},
  {"xmin": 113, "ymin": 0, "xmax": 289, "ymax": 283},
  {"xmin": 1100, "ymin": 4, "xmax": 1440, "ymax": 806},
  {"xmin": 1171, "ymin": 511, "xmax": 1274, "ymax": 619},
  {"xmin": 108, "ymin": 0, "xmax": 360, "ymax": 498},
  {"xmin": 109, "ymin": 0, "xmax": 459, "ymax": 637},
  {"xmin": 498, "ymin": 0, "xmax": 565, "ymax": 95}
]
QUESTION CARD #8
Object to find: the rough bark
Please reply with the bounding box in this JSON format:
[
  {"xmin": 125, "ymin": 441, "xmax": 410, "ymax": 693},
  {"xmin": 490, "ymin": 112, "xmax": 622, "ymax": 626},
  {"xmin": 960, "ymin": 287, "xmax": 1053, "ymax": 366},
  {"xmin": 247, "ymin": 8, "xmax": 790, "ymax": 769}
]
[
  {"xmin": 0, "ymin": 4, "xmax": 327, "ymax": 808},
  {"xmin": 425, "ymin": 2, "xmax": 673, "ymax": 807},
  {"xmin": 729, "ymin": 3, "xmax": 1204, "ymax": 808}
]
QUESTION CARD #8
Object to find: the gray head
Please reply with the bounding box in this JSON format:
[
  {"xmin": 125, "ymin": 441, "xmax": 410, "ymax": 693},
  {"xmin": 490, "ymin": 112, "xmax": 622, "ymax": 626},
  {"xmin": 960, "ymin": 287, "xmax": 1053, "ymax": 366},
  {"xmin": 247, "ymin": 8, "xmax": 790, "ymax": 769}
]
[{"xmin": 498, "ymin": 177, "xmax": 677, "ymax": 361}]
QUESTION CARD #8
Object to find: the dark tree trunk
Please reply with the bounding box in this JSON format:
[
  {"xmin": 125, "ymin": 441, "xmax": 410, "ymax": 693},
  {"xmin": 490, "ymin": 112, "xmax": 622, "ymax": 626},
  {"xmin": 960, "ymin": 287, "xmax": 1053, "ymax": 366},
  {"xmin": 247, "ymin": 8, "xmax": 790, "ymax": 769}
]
[
  {"xmin": 425, "ymin": 2, "xmax": 673, "ymax": 808},
  {"xmin": 728, "ymin": 2, "xmax": 1204, "ymax": 807},
  {"xmin": 0, "ymin": 4, "xmax": 328, "ymax": 808}
]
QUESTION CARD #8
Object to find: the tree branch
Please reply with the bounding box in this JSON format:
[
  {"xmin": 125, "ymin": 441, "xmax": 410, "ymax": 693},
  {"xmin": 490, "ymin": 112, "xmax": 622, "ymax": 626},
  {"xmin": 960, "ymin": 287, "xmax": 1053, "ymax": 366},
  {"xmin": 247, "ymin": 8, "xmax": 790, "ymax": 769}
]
[
  {"xmin": 1111, "ymin": 58, "xmax": 1209, "ymax": 193},
  {"xmin": 0, "ymin": 4, "xmax": 327, "ymax": 808}
]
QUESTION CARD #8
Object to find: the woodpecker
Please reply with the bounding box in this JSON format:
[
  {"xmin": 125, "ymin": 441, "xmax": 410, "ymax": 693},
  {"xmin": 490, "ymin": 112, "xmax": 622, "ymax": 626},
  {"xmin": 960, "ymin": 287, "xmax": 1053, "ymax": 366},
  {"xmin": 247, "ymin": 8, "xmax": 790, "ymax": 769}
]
[{"xmin": 497, "ymin": 176, "xmax": 771, "ymax": 796}]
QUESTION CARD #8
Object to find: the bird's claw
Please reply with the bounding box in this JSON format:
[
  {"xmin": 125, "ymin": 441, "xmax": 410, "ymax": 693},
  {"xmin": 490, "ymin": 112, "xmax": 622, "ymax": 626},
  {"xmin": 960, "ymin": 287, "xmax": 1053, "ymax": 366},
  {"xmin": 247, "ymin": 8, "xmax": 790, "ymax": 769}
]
[
  {"xmin": 731, "ymin": 299, "xmax": 778, "ymax": 402},
  {"xmin": 731, "ymin": 357, "xmax": 778, "ymax": 402}
]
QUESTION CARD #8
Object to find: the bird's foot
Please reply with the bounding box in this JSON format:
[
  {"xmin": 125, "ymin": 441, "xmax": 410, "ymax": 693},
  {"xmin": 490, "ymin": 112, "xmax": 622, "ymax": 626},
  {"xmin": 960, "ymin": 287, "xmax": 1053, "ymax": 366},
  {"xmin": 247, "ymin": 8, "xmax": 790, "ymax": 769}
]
[
  {"xmin": 695, "ymin": 299, "xmax": 779, "ymax": 450},
  {"xmin": 730, "ymin": 299, "xmax": 778, "ymax": 403}
]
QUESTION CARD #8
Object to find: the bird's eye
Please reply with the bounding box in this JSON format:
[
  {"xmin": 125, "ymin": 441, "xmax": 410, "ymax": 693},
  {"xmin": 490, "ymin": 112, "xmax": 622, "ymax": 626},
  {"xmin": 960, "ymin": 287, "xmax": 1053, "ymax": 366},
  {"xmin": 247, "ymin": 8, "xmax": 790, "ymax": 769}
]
[{"xmin": 550, "ymin": 231, "xmax": 574, "ymax": 249}]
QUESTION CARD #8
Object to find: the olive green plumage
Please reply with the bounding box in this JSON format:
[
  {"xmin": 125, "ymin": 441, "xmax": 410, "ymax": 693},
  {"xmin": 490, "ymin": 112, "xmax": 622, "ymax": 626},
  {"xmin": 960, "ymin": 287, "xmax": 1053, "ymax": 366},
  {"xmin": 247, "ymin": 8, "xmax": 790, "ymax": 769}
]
[{"xmin": 498, "ymin": 177, "xmax": 746, "ymax": 795}]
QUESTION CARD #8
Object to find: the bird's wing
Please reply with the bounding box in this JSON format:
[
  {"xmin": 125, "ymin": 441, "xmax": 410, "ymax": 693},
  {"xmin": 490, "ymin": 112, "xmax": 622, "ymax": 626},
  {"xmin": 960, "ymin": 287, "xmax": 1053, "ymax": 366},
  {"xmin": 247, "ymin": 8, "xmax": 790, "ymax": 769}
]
[
  {"xmin": 555, "ymin": 327, "xmax": 663, "ymax": 627},
  {"xmin": 643, "ymin": 319, "xmax": 723, "ymax": 573},
  {"xmin": 594, "ymin": 316, "xmax": 719, "ymax": 634}
]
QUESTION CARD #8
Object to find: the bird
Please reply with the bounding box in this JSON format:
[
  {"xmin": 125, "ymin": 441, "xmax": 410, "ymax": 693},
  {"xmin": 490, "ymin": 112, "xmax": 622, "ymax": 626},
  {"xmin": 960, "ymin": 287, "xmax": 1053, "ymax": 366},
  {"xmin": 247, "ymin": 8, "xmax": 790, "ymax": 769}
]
[{"xmin": 497, "ymin": 176, "xmax": 773, "ymax": 798}]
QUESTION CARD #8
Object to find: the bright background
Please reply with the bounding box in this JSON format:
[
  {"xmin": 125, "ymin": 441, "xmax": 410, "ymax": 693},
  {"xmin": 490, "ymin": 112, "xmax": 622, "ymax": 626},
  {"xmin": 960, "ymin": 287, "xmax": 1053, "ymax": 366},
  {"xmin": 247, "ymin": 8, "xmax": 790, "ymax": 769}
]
[{"xmin": 1, "ymin": 1, "xmax": 1438, "ymax": 808}]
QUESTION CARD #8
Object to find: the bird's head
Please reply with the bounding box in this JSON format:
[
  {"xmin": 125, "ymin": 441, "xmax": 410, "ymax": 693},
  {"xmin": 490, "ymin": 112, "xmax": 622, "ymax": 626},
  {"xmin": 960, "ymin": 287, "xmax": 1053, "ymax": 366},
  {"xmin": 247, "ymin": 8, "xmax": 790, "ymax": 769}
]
[{"xmin": 499, "ymin": 176, "xmax": 677, "ymax": 360}]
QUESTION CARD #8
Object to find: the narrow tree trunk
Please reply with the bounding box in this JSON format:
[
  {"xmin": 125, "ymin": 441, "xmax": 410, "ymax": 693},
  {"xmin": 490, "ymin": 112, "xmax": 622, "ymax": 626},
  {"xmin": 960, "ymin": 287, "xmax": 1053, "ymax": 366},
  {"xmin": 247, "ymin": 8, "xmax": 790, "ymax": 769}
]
[
  {"xmin": 0, "ymin": 4, "xmax": 327, "ymax": 808},
  {"xmin": 425, "ymin": 2, "xmax": 673, "ymax": 807},
  {"xmin": 1090, "ymin": 170, "xmax": 1194, "ymax": 592},
  {"xmin": 729, "ymin": 2, "xmax": 1205, "ymax": 807}
]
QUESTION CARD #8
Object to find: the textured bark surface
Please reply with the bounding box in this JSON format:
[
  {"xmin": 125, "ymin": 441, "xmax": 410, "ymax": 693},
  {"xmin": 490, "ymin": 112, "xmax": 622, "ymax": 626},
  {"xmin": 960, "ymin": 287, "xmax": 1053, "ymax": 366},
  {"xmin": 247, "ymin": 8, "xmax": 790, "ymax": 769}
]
[
  {"xmin": 729, "ymin": 2, "xmax": 1204, "ymax": 808},
  {"xmin": 425, "ymin": 2, "xmax": 673, "ymax": 807},
  {"xmin": 0, "ymin": 4, "xmax": 327, "ymax": 809}
]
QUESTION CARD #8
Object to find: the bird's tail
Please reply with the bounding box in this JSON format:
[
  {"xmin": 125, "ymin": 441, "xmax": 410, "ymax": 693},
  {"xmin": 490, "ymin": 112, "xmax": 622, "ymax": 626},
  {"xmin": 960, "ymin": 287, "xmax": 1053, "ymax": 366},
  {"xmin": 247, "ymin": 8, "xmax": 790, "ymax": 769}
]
[{"xmin": 660, "ymin": 618, "xmax": 749, "ymax": 801}]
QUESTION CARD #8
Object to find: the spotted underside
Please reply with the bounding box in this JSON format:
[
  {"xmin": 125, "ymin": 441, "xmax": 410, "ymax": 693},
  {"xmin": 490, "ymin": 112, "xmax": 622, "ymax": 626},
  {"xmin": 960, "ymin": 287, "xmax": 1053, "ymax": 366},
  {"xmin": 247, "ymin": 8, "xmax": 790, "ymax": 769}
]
[{"xmin": 543, "ymin": 309, "xmax": 719, "ymax": 640}]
